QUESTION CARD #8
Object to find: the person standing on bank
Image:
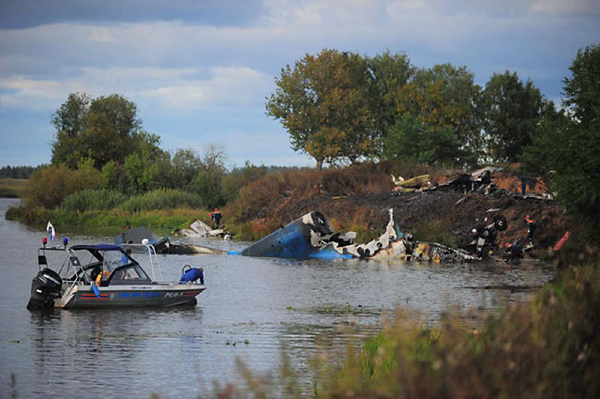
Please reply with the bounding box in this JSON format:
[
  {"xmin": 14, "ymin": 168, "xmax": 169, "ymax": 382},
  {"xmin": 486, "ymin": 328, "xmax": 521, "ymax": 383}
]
[
  {"xmin": 210, "ymin": 208, "xmax": 222, "ymax": 228},
  {"xmin": 521, "ymin": 176, "xmax": 527, "ymax": 195},
  {"xmin": 525, "ymin": 215, "xmax": 536, "ymax": 246}
]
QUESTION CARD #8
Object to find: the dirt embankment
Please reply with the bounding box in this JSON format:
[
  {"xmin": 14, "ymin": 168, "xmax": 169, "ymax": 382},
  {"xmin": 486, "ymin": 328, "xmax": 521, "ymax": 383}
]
[
  {"xmin": 239, "ymin": 169, "xmax": 569, "ymax": 254},
  {"xmin": 285, "ymin": 191, "xmax": 565, "ymax": 250}
]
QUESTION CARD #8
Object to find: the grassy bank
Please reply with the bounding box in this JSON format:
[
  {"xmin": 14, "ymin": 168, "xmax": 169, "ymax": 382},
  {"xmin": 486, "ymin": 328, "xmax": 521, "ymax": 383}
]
[
  {"xmin": 6, "ymin": 204, "xmax": 206, "ymax": 230},
  {"xmin": 0, "ymin": 178, "xmax": 28, "ymax": 198},
  {"xmin": 6, "ymin": 187, "xmax": 213, "ymax": 231}
]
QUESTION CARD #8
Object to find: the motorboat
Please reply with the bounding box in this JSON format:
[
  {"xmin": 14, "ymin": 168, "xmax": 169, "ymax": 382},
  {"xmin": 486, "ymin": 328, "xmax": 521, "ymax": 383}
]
[{"xmin": 27, "ymin": 242, "xmax": 205, "ymax": 309}]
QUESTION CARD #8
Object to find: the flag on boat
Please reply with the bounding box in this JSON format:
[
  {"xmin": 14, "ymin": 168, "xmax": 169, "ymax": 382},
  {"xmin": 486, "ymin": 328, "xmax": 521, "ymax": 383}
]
[{"xmin": 46, "ymin": 221, "xmax": 56, "ymax": 240}]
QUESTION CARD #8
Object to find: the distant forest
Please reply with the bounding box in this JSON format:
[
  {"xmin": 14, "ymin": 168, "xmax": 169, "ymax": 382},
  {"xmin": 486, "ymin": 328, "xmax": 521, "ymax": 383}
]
[{"xmin": 0, "ymin": 165, "xmax": 40, "ymax": 179}]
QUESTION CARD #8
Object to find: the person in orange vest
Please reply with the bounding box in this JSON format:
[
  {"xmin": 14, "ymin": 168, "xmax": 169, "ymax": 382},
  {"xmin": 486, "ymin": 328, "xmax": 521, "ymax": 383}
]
[
  {"xmin": 525, "ymin": 215, "xmax": 536, "ymax": 246},
  {"xmin": 210, "ymin": 208, "xmax": 222, "ymax": 228}
]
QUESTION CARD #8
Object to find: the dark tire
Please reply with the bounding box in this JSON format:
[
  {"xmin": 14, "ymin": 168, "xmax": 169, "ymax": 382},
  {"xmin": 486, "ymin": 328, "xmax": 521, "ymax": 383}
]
[
  {"xmin": 479, "ymin": 228, "xmax": 491, "ymax": 239},
  {"xmin": 311, "ymin": 211, "xmax": 333, "ymax": 235},
  {"xmin": 494, "ymin": 215, "xmax": 508, "ymax": 231}
]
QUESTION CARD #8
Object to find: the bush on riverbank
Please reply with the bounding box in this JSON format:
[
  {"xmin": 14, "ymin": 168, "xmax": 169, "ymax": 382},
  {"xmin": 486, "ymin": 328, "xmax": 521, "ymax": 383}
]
[{"xmin": 23, "ymin": 162, "xmax": 102, "ymax": 208}]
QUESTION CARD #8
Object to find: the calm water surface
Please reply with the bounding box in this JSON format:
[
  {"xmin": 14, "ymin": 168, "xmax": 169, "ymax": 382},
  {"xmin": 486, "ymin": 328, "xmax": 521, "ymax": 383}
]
[{"xmin": 0, "ymin": 198, "xmax": 555, "ymax": 397}]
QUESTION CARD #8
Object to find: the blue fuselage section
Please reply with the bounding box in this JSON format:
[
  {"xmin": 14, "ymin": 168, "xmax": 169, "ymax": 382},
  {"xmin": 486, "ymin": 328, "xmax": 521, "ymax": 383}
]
[{"xmin": 230, "ymin": 212, "xmax": 351, "ymax": 260}]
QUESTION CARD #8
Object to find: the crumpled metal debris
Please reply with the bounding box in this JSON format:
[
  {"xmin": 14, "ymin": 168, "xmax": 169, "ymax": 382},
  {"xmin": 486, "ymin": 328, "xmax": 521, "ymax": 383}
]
[
  {"xmin": 234, "ymin": 209, "xmax": 478, "ymax": 263},
  {"xmin": 391, "ymin": 167, "xmax": 555, "ymax": 200},
  {"xmin": 174, "ymin": 219, "xmax": 225, "ymax": 238}
]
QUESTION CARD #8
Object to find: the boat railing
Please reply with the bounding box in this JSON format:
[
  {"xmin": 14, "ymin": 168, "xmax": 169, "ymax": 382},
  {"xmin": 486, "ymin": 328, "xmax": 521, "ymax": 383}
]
[{"xmin": 121, "ymin": 243, "xmax": 163, "ymax": 281}]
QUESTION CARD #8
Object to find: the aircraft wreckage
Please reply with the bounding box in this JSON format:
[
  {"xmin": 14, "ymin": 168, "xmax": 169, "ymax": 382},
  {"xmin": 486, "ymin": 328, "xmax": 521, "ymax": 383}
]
[{"xmin": 229, "ymin": 210, "xmax": 480, "ymax": 263}]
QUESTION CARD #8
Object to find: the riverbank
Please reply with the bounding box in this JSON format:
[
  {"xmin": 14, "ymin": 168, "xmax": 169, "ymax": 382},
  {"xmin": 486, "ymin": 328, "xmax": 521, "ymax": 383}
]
[
  {"xmin": 6, "ymin": 204, "xmax": 207, "ymax": 230},
  {"xmin": 220, "ymin": 164, "xmax": 570, "ymax": 258},
  {"xmin": 6, "ymin": 164, "xmax": 572, "ymax": 257}
]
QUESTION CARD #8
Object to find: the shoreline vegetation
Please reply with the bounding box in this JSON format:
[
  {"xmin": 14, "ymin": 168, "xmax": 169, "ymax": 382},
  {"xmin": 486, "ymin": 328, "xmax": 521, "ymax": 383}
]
[{"xmin": 3, "ymin": 160, "xmax": 436, "ymax": 242}]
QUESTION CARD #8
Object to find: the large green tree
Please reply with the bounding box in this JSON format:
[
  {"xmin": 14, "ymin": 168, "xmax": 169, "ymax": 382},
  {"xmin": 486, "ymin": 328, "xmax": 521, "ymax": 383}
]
[
  {"xmin": 266, "ymin": 49, "xmax": 379, "ymax": 170},
  {"xmin": 365, "ymin": 51, "xmax": 414, "ymax": 150},
  {"xmin": 521, "ymin": 43, "xmax": 600, "ymax": 229},
  {"xmin": 383, "ymin": 114, "xmax": 468, "ymax": 167},
  {"xmin": 553, "ymin": 44, "xmax": 600, "ymax": 228},
  {"xmin": 51, "ymin": 93, "xmax": 161, "ymax": 169},
  {"xmin": 480, "ymin": 71, "xmax": 546, "ymax": 162},
  {"xmin": 395, "ymin": 64, "xmax": 482, "ymax": 165},
  {"xmin": 563, "ymin": 43, "xmax": 600, "ymax": 128}
]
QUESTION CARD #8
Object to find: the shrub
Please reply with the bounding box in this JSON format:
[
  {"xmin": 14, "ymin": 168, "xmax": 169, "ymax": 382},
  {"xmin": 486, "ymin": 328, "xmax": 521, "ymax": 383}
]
[
  {"xmin": 23, "ymin": 162, "xmax": 102, "ymax": 209},
  {"xmin": 187, "ymin": 169, "xmax": 226, "ymax": 209},
  {"xmin": 62, "ymin": 189, "xmax": 127, "ymax": 212},
  {"xmin": 228, "ymin": 162, "xmax": 401, "ymax": 224},
  {"xmin": 221, "ymin": 162, "xmax": 268, "ymax": 202},
  {"xmin": 120, "ymin": 189, "xmax": 203, "ymax": 212}
]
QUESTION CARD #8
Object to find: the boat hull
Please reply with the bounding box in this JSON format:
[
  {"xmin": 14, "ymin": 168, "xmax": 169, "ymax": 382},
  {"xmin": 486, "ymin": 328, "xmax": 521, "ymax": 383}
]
[{"xmin": 57, "ymin": 284, "xmax": 206, "ymax": 309}]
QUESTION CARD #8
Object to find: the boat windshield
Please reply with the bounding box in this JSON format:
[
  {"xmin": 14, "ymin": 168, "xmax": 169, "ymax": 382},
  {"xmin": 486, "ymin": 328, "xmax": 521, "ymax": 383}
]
[
  {"xmin": 69, "ymin": 248, "xmax": 125, "ymax": 272},
  {"xmin": 58, "ymin": 247, "xmax": 133, "ymax": 283},
  {"xmin": 108, "ymin": 264, "xmax": 152, "ymax": 285}
]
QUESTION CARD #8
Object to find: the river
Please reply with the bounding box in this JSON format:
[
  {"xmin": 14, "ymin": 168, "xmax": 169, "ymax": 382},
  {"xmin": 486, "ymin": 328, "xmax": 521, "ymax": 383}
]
[{"xmin": 0, "ymin": 198, "xmax": 555, "ymax": 398}]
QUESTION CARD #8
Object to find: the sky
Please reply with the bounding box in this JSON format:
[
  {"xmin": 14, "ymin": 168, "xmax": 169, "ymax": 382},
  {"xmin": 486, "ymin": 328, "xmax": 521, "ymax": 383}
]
[{"xmin": 1, "ymin": 0, "xmax": 599, "ymax": 169}]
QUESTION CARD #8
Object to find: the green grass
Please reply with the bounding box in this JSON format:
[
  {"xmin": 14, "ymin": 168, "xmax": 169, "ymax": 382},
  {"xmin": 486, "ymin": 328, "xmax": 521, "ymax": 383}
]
[
  {"xmin": 5, "ymin": 205, "xmax": 203, "ymax": 230},
  {"xmin": 62, "ymin": 189, "xmax": 127, "ymax": 211},
  {"xmin": 121, "ymin": 189, "xmax": 204, "ymax": 212}
]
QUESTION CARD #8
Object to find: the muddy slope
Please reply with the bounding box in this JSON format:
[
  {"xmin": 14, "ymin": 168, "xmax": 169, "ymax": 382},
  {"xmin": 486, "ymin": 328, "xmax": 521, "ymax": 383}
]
[{"xmin": 266, "ymin": 189, "xmax": 567, "ymax": 253}]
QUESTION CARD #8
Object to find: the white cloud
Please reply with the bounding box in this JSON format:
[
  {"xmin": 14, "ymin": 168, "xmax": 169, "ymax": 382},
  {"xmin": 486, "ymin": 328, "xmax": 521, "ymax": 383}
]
[
  {"xmin": 0, "ymin": 76, "xmax": 65, "ymax": 110},
  {"xmin": 0, "ymin": 66, "xmax": 272, "ymax": 112},
  {"xmin": 140, "ymin": 66, "xmax": 272, "ymax": 110}
]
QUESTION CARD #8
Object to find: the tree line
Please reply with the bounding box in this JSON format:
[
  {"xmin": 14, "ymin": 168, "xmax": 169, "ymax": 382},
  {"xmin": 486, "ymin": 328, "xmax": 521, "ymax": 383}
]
[
  {"xmin": 21, "ymin": 92, "xmax": 270, "ymax": 210},
  {"xmin": 0, "ymin": 165, "xmax": 40, "ymax": 179},
  {"xmin": 266, "ymin": 49, "xmax": 552, "ymax": 169}
]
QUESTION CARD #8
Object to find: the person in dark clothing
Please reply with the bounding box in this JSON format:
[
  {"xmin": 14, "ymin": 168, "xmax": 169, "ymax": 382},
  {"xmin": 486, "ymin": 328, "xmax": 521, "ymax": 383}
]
[
  {"xmin": 525, "ymin": 215, "xmax": 536, "ymax": 245},
  {"xmin": 211, "ymin": 208, "xmax": 222, "ymax": 228},
  {"xmin": 521, "ymin": 176, "xmax": 527, "ymax": 195}
]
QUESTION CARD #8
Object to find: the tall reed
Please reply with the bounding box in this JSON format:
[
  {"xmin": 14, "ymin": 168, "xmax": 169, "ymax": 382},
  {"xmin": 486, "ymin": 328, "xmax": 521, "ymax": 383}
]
[
  {"xmin": 62, "ymin": 189, "xmax": 127, "ymax": 212},
  {"xmin": 120, "ymin": 189, "xmax": 203, "ymax": 212}
]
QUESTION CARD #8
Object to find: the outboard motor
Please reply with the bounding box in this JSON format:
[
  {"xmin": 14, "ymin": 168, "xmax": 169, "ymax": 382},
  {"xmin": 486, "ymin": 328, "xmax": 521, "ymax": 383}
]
[{"xmin": 27, "ymin": 268, "xmax": 63, "ymax": 310}]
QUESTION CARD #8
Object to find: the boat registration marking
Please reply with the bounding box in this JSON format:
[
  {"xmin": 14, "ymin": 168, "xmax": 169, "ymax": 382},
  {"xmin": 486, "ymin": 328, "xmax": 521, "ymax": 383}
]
[{"xmin": 118, "ymin": 292, "xmax": 161, "ymax": 299}]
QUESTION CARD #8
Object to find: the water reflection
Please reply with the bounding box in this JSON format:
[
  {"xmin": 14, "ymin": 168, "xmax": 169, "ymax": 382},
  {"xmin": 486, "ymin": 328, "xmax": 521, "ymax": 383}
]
[{"xmin": 0, "ymin": 199, "xmax": 555, "ymax": 397}]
